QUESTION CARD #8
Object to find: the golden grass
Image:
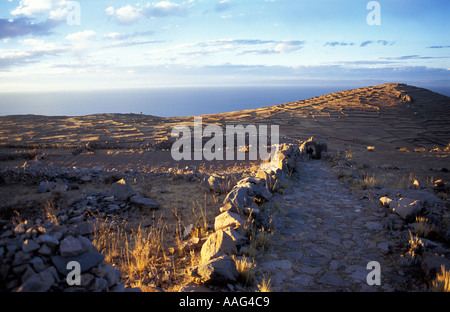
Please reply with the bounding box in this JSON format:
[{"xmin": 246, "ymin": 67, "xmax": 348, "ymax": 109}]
[
  {"xmin": 89, "ymin": 185, "xmax": 223, "ymax": 291},
  {"xmin": 431, "ymin": 265, "xmax": 450, "ymax": 292},
  {"xmin": 42, "ymin": 196, "xmax": 61, "ymax": 225},
  {"xmin": 234, "ymin": 255, "xmax": 256, "ymax": 286},
  {"xmin": 257, "ymin": 275, "xmax": 272, "ymax": 292},
  {"xmin": 414, "ymin": 216, "xmax": 431, "ymax": 238},
  {"xmin": 406, "ymin": 230, "xmax": 424, "ymax": 258},
  {"xmin": 91, "ymin": 215, "xmax": 179, "ymax": 289}
]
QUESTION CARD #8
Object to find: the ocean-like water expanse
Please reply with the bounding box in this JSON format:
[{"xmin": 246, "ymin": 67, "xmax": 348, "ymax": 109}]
[{"xmin": 1, "ymin": 85, "xmax": 449, "ymax": 118}]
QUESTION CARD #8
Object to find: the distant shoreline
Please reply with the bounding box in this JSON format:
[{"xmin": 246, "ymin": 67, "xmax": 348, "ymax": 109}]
[{"xmin": 1, "ymin": 84, "xmax": 449, "ymax": 118}]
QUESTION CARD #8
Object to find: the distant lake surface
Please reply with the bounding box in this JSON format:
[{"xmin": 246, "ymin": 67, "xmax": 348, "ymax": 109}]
[{"xmin": 1, "ymin": 85, "xmax": 449, "ymax": 117}]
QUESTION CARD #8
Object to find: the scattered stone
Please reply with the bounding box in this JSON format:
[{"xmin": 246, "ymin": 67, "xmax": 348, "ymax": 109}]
[
  {"xmin": 30, "ymin": 257, "xmax": 46, "ymax": 272},
  {"xmin": 75, "ymin": 220, "xmax": 101, "ymax": 236},
  {"xmin": 36, "ymin": 234, "xmax": 59, "ymax": 246},
  {"xmin": 16, "ymin": 271, "xmax": 55, "ymax": 292},
  {"xmin": 192, "ymin": 256, "xmax": 238, "ymax": 285},
  {"xmin": 0, "ymin": 229, "xmax": 13, "ymax": 238},
  {"xmin": 60, "ymin": 236, "xmax": 84, "ymax": 257},
  {"xmin": 179, "ymin": 282, "xmax": 213, "ymax": 292},
  {"xmin": 129, "ymin": 195, "xmax": 160, "ymax": 209},
  {"xmin": 13, "ymin": 222, "xmax": 26, "ymax": 234},
  {"xmin": 379, "ymin": 196, "xmax": 394, "ymax": 208},
  {"xmin": 38, "ymin": 181, "xmax": 51, "ymax": 193},
  {"xmin": 51, "ymin": 252, "xmax": 105, "ymax": 275},
  {"xmin": 181, "ymin": 237, "xmax": 202, "ymax": 252},
  {"xmin": 38, "ymin": 244, "xmax": 52, "ymax": 256},
  {"xmin": 22, "ymin": 239, "xmax": 40, "ymax": 253},
  {"xmin": 183, "ymin": 224, "xmax": 194, "ymax": 239},
  {"xmin": 109, "ymin": 179, "xmax": 136, "ymax": 201}
]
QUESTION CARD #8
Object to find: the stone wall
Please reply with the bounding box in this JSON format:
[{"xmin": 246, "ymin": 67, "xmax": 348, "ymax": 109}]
[{"xmin": 182, "ymin": 139, "xmax": 327, "ymax": 289}]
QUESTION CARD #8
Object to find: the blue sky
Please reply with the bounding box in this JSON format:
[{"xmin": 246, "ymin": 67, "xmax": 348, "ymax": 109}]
[{"xmin": 0, "ymin": 0, "xmax": 449, "ymax": 92}]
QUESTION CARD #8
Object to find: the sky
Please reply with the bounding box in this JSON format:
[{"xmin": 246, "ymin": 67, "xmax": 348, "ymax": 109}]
[{"xmin": 0, "ymin": 0, "xmax": 449, "ymax": 92}]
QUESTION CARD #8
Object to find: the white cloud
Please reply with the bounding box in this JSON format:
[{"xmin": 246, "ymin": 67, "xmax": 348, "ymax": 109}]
[
  {"xmin": 115, "ymin": 5, "xmax": 142, "ymax": 24},
  {"xmin": 105, "ymin": 6, "xmax": 115, "ymax": 16},
  {"xmin": 65, "ymin": 30, "xmax": 98, "ymax": 55},
  {"xmin": 107, "ymin": 1, "xmax": 194, "ymax": 24},
  {"xmin": 65, "ymin": 30, "xmax": 97, "ymax": 41},
  {"xmin": 11, "ymin": 0, "xmax": 79, "ymax": 22},
  {"xmin": 273, "ymin": 41, "xmax": 304, "ymax": 53},
  {"xmin": 11, "ymin": 0, "xmax": 54, "ymax": 17}
]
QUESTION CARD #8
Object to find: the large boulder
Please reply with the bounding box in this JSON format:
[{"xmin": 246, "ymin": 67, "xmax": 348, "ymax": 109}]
[
  {"xmin": 392, "ymin": 197, "xmax": 423, "ymax": 222},
  {"xmin": 200, "ymin": 229, "xmax": 237, "ymax": 263}
]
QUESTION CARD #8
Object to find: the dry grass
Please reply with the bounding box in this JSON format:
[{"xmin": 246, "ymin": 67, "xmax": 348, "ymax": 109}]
[
  {"xmin": 414, "ymin": 216, "xmax": 431, "ymax": 238},
  {"xmin": 406, "ymin": 230, "xmax": 424, "ymax": 258},
  {"xmin": 91, "ymin": 214, "xmax": 197, "ymax": 290},
  {"xmin": 88, "ymin": 180, "xmax": 225, "ymax": 291},
  {"xmin": 257, "ymin": 275, "xmax": 272, "ymax": 292},
  {"xmin": 414, "ymin": 147, "xmax": 428, "ymax": 153},
  {"xmin": 234, "ymin": 255, "xmax": 256, "ymax": 286},
  {"xmin": 42, "ymin": 195, "xmax": 61, "ymax": 225},
  {"xmin": 431, "ymin": 265, "xmax": 450, "ymax": 292},
  {"xmin": 345, "ymin": 146, "xmax": 353, "ymax": 162}
]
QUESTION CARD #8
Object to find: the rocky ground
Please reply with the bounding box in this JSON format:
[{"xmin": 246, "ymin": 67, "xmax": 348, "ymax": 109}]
[
  {"xmin": 255, "ymin": 157, "xmax": 449, "ymax": 292},
  {"xmin": 0, "ymin": 83, "xmax": 449, "ymax": 292}
]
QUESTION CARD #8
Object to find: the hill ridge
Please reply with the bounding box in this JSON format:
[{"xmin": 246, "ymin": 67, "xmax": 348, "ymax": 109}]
[{"xmin": 0, "ymin": 83, "xmax": 449, "ymax": 150}]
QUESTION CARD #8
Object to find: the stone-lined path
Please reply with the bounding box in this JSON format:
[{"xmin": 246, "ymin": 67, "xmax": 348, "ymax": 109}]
[{"xmin": 257, "ymin": 159, "xmax": 411, "ymax": 292}]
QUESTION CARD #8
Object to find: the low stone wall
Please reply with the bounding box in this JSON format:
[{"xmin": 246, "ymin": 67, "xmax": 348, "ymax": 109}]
[{"xmin": 182, "ymin": 138, "xmax": 327, "ymax": 289}]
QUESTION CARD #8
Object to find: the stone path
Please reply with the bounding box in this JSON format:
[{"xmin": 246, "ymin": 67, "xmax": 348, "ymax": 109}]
[{"xmin": 257, "ymin": 160, "xmax": 409, "ymax": 292}]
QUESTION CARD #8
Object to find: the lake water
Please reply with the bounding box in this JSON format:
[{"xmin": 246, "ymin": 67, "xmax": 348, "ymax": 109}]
[{"xmin": 0, "ymin": 85, "xmax": 449, "ymax": 117}]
